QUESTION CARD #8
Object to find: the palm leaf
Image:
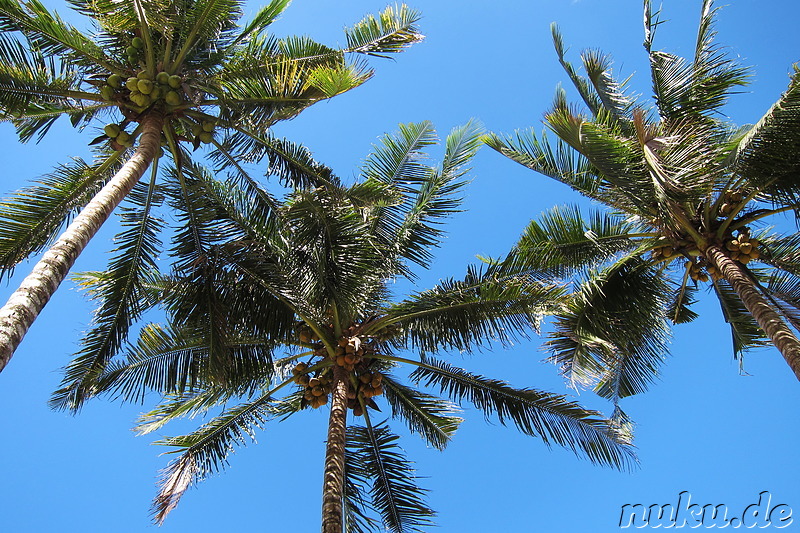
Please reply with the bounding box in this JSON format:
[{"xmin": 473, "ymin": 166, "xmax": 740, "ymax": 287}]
[
  {"xmin": 344, "ymin": 4, "xmax": 423, "ymax": 57},
  {"xmin": 381, "ymin": 374, "xmax": 462, "ymax": 451},
  {"xmin": 376, "ymin": 264, "xmax": 562, "ymax": 353},
  {"xmin": 347, "ymin": 422, "xmax": 435, "ymax": 533},
  {"xmin": 0, "ymin": 150, "xmax": 122, "ymax": 278},
  {"xmin": 49, "ymin": 172, "xmax": 165, "ymax": 411},
  {"xmin": 547, "ymin": 257, "xmax": 672, "ymax": 400},
  {"xmin": 410, "ymin": 358, "xmax": 636, "ymax": 470},
  {"xmin": 152, "ymin": 392, "xmax": 277, "ymax": 525}
]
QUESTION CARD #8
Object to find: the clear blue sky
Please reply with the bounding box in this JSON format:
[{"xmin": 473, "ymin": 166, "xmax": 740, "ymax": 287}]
[{"xmin": 1, "ymin": 1, "xmax": 799, "ymax": 532}]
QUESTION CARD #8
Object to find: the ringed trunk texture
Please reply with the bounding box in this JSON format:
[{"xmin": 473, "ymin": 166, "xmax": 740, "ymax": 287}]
[
  {"xmin": 321, "ymin": 364, "xmax": 348, "ymax": 533},
  {"xmin": 0, "ymin": 112, "xmax": 165, "ymax": 374},
  {"xmin": 706, "ymin": 244, "xmax": 800, "ymax": 381}
]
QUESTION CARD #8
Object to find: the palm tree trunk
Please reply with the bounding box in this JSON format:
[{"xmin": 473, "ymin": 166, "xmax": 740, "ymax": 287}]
[
  {"xmin": 321, "ymin": 364, "xmax": 348, "ymax": 533},
  {"xmin": 0, "ymin": 112, "xmax": 165, "ymax": 374},
  {"xmin": 706, "ymin": 244, "xmax": 800, "ymax": 381}
]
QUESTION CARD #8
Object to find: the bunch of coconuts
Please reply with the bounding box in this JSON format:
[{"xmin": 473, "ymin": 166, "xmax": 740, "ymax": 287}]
[
  {"xmin": 651, "ymin": 236, "xmax": 698, "ymax": 262},
  {"xmin": 685, "ymin": 259, "xmax": 710, "ymax": 283},
  {"xmin": 99, "ymin": 68, "xmax": 185, "ymax": 110},
  {"xmin": 103, "ymin": 123, "xmax": 134, "ymax": 149},
  {"xmin": 334, "ymin": 335, "xmax": 374, "ymax": 372},
  {"xmin": 718, "ymin": 189, "xmax": 745, "ymax": 217},
  {"xmin": 723, "ymin": 228, "xmax": 761, "ymax": 265},
  {"xmin": 292, "ymin": 363, "xmax": 332, "ymax": 409}
]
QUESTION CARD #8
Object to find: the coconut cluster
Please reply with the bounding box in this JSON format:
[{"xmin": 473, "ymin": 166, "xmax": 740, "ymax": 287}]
[
  {"xmin": 651, "ymin": 225, "xmax": 763, "ymax": 284},
  {"xmin": 718, "ymin": 189, "xmax": 744, "ymax": 217},
  {"xmin": 99, "ymin": 69, "xmax": 185, "ymax": 110},
  {"xmin": 292, "ymin": 363, "xmax": 332, "ymax": 409},
  {"xmin": 723, "ymin": 228, "xmax": 761, "ymax": 265},
  {"xmin": 293, "ymin": 322, "xmax": 387, "ymax": 415}
]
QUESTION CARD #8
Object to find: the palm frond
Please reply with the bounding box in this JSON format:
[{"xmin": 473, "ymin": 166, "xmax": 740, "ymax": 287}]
[
  {"xmin": 378, "ymin": 264, "xmax": 563, "ymax": 353},
  {"xmin": 484, "ymin": 129, "xmax": 602, "ymax": 200},
  {"xmin": 0, "ymin": 0, "xmax": 117, "ymax": 71},
  {"xmin": 712, "ymin": 278, "xmax": 770, "ymax": 361},
  {"xmin": 501, "ymin": 205, "xmax": 643, "ymax": 277},
  {"xmin": 391, "ymin": 121, "xmax": 480, "ymax": 268},
  {"xmin": 381, "ymin": 374, "xmax": 462, "ymax": 451},
  {"xmin": 410, "ymin": 358, "xmax": 636, "ymax": 470},
  {"xmin": 344, "ymin": 4, "xmax": 423, "ymax": 57},
  {"xmin": 347, "ymin": 422, "xmax": 435, "ymax": 533},
  {"xmin": 546, "ymin": 257, "xmax": 672, "ymax": 400},
  {"xmin": 50, "ymin": 172, "xmax": 164, "ymax": 411},
  {"xmin": 151, "ymin": 392, "xmax": 276, "ymax": 525},
  {"xmin": 732, "ymin": 67, "xmax": 800, "ymax": 201},
  {"xmin": 0, "ymin": 150, "xmax": 122, "ymax": 278}
]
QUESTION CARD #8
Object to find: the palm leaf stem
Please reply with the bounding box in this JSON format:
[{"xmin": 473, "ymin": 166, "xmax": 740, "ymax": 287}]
[
  {"xmin": 170, "ymin": 0, "xmax": 221, "ymax": 72},
  {"xmin": 716, "ymin": 183, "xmax": 784, "ymax": 237},
  {"xmin": 132, "ymin": 0, "xmax": 155, "ymax": 76},
  {"xmin": 729, "ymin": 205, "xmax": 799, "ymax": 234}
]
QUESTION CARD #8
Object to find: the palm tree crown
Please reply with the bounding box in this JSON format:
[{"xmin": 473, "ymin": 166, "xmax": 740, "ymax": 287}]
[
  {"xmin": 486, "ymin": 0, "xmax": 800, "ymax": 407},
  {"xmin": 0, "ymin": 0, "xmax": 422, "ymax": 374},
  {"xmin": 70, "ymin": 122, "xmax": 635, "ymax": 530}
]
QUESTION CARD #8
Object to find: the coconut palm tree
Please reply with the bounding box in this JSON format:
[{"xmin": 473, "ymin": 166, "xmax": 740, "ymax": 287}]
[
  {"xmin": 485, "ymin": 0, "xmax": 800, "ymax": 407},
  {"xmin": 0, "ymin": 0, "xmax": 423, "ymax": 374},
  {"xmin": 66, "ymin": 122, "xmax": 635, "ymax": 531}
]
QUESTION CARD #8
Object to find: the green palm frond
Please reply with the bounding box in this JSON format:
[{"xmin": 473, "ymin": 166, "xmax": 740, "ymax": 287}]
[
  {"xmin": 644, "ymin": 0, "xmax": 748, "ymax": 122},
  {"xmin": 378, "ymin": 264, "xmax": 562, "ymax": 353},
  {"xmin": 502, "ymin": 205, "xmax": 643, "ymax": 277},
  {"xmin": 344, "ymin": 4, "xmax": 423, "ymax": 57},
  {"xmin": 484, "ymin": 129, "xmax": 602, "ymax": 200},
  {"xmin": 134, "ymin": 388, "xmax": 232, "ymax": 436},
  {"xmin": 228, "ymin": 0, "xmax": 291, "ymax": 47},
  {"xmin": 0, "ymin": 150, "xmax": 122, "ymax": 278},
  {"xmin": 53, "ymin": 320, "xmax": 277, "ymax": 410},
  {"xmin": 410, "ymin": 357, "xmax": 635, "ymax": 470},
  {"xmin": 732, "ymin": 67, "xmax": 800, "ymax": 201},
  {"xmin": 0, "ymin": 0, "xmax": 116, "ymax": 71},
  {"xmin": 344, "ymin": 444, "xmax": 380, "ymax": 533},
  {"xmin": 49, "ymin": 172, "xmax": 165, "ymax": 411},
  {"xmin": 211, "ymin": 127, "xmax": 340, "ymax": 189},
  {"xmin": 547, "ymin": 257, "xmax": 672, "ymax": 400},
  {"xmin": 381, "ymin": 374, "xmax": 462, "ymax": 451},
  {"xmin": 391, "ymin": 121, "xmax": 480, "ymax": 269},
  {"xmin": 550, "ymin": 23, "xmax": 602, "ymax": 115},
  {"xmin": 151, "ymin": 392, "xmax": 277, "ymax": 525},
  {"xmin": 347, "ymin": 421, "xmax": 435, "ymax": 533},
  {"xmin": 763, "ymin": 270, "xmax": 800, "ymax": 332},
  {"xmin": 580, "ymin": 48, "xmax": 635, "ymax": 124}
]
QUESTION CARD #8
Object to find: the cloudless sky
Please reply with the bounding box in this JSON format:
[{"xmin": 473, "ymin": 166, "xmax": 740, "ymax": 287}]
[{"xmin": 1, "ymin": 1, "xmax": 799, "ymax": 532}]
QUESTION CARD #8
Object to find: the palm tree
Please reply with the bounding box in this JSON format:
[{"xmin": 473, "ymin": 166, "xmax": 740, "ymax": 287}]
[
  {"xmin": 0, "ymin": 0, "xmax": 423, "ymax": 374},
  {"xmin": 485, "ymin": 0, "xmax": 800, "ymax": 407},
  {"xmin": 68, "ymin": 122, "xmax": 635, "ymax": 531}
]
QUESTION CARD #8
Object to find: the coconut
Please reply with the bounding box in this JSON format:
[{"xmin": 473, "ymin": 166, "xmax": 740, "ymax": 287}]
[
  {"xmin": 168, "ymin": 75, "xmax": 182, "ymax": 89},
  {"xmin": 125, "ymin": 77, "xmax": 140, "ymax": 91},
  {"xmin": 198, "ymin": 131, "xmax": 213, "ymax": 144},
  {"xmin": 103, "ymin": 124, "xmax": 121, "ymax": 138},
  {"xmin": 202, "ymin": 121, "xmax": 215, "ymax": 132},
  {"xmin": 107, "ymin": 74, "xmax": 122, "ymax": 88},
  {"xmin": 156, "ymin": 71, "xmax": 170, "ymax": 85},
  {"xmin": 137, "ymin": 79, "xmax": 154, "ymax": 94},
  {"xmin": 132, "ymin": 36, "xmax": 144, "ymax": 49},
  {"xmin": 165, "ymin": 91, "xmax": 182, "ymax": 105},
  {"xmin": 126, "ymin": 46, "xmax": 138, "ymax": 56}
]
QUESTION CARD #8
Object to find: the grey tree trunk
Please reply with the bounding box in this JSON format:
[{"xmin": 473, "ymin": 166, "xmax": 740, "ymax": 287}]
[
  {"xmin": 706, "ymin": 244, "xmax": 800, "ymax": 381},
  {"xmin": 321, "ymin": 364, "xmax": 348, "ymax": 533},
  {"xmin": 0, "ymin": 112, "xmax": 165, "ymax": 373}
]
